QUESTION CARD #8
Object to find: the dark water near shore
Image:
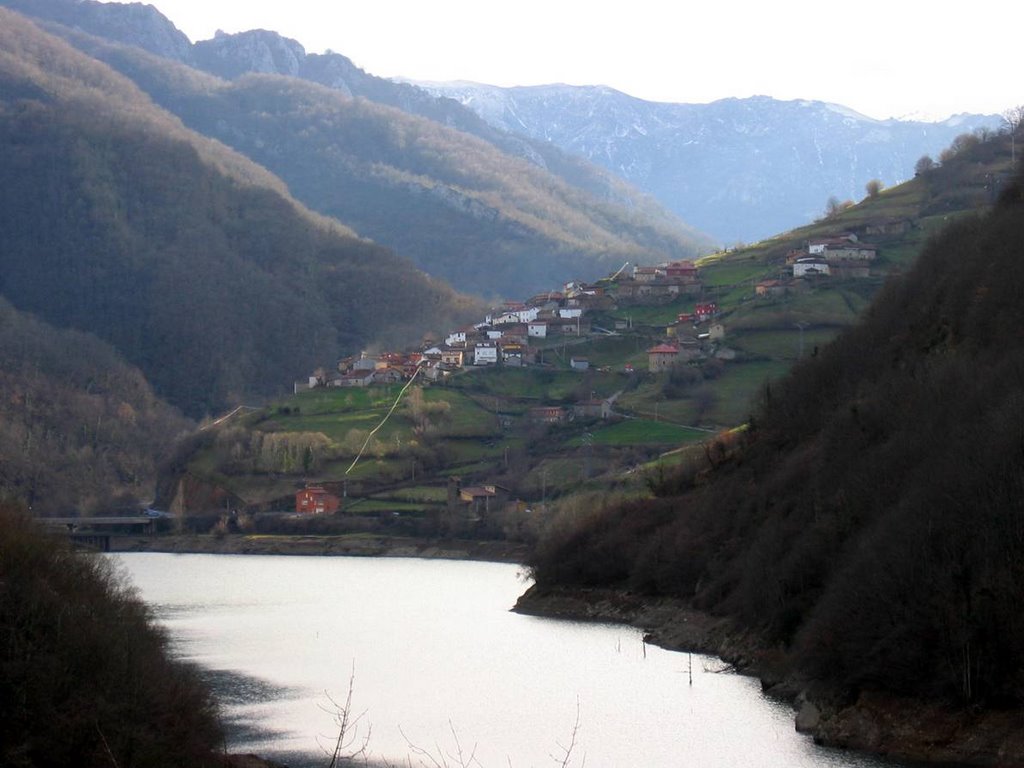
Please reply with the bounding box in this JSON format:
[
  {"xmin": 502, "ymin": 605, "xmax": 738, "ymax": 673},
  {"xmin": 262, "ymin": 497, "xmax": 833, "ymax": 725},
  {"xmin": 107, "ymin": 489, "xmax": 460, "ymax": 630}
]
[{"xmin": 114, "ymin": 552, "xmax": 908, "ymax": 768}]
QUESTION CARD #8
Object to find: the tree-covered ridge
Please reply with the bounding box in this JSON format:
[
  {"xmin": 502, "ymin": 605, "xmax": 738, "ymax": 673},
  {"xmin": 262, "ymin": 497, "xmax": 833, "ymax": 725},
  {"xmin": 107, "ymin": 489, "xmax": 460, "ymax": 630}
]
[
  {"xmin": 36, "ymin": 21, "xmax": 713, "ymax": 297},
  {"xmin": 531, "ymin": 163, "xmax": 1024, "ymax": 705},
  {"xmin": 0, "ymin": 10, "xmax": 481, "ymax": 418},
  {"xmin": 0, "ymin": 299, "xmax": 191, "ymax": 515},
  {"xmin": 0, "ymin": 10, "xmax": 295, "ymax": 199},
  {"xmin": 0, "ymin": 505, "xmax": 224, "ymax": 766}
]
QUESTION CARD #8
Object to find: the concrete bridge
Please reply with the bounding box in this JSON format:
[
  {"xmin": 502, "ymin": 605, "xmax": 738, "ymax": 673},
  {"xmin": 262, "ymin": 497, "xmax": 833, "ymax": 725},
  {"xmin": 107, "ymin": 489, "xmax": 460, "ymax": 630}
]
[{"xmin": 38, "ymin": 516, "xmax": 158, "ymax": 551}]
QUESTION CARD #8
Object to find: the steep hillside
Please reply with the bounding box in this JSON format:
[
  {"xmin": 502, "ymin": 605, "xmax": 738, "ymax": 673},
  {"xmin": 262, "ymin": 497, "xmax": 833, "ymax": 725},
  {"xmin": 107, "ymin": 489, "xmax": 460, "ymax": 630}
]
[
  {"xmin": 0, "ymin": 9, "xmax": 480, "ymax": 417},
  {"xmin": 0, "ymin": 0, "xmax": 193, "ymax": 60},
  {"xmin": 0, "ymin": 505, "xmax": 224, "ymax": 766},
  {"xmin": 0, "ymin": 299, "xmax": 191, "ymax": 515},
  {"xmin": 36, "ymin": 23, "xmax": 711, "ymax": 297},
  {"xmin": 530, "ymin": 160, "xmax": 1024, "ymax": 720},
  {"xmin": 420, "ymin": 82, "xmax": 1001, "ymax": 243}
]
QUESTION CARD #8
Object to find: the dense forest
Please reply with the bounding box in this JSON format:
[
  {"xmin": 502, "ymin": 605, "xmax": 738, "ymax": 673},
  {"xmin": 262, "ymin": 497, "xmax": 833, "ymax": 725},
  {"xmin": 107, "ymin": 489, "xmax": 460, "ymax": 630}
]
[
  {"xmin": 0, "ymin": 299, "xmax": 190, "ymax": 514},
  {"xmin": 531, "ymin": 163, "xmax": 1024, "ymax": 705},
  {"xmin": 0, "ymin": 0, "xmax": 703, "ymax": 251},
  {"xmin": 0, "ymin": 10, "xmax": 480, "ymax": 419},
  {"xmin": 33, "ymin": 20, "xmax": 712, "ymax": 298},
  {"xmin": 0, "ymin": 504, "xmax": 224, "ymax": 766}
]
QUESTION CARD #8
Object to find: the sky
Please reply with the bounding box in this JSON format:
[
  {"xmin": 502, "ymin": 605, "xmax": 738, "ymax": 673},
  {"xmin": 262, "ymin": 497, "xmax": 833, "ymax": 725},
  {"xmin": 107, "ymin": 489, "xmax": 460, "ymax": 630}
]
[{"xmin": 123, "ymin": 0, "xmax": 1020, "ymax": 121}]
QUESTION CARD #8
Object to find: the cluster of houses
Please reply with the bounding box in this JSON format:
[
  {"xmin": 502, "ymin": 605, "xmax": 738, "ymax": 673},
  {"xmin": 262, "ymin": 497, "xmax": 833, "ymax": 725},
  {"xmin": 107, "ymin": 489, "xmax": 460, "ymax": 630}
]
[
  {"xmin": 645, "ymin": 302, "xmax": 729, "ymax": 371},
  {"xmin": 294, "ymin": 259, "xmax": 721, "ymax": 393},
  {"xmin": 755, "ymin": 233, "xmax": 878, "ymax": 298}
]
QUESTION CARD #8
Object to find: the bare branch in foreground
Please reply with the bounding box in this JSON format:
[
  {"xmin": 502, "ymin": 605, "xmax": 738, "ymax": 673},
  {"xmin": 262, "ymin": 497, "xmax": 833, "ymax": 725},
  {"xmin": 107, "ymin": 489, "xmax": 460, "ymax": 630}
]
[
  {"xmin": 320, "ymin": 665, "xmax": 372, "ymax": 767},
  {"xmin": 549, "ymin": 697, "xmax": 583, "ymax": 768}
]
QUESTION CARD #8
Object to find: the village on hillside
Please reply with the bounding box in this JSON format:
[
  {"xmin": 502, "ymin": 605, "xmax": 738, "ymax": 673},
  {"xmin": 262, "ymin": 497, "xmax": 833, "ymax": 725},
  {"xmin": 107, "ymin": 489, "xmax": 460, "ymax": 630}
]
[
  {"xmin": 295, "ymin": 258, "xmax": 714, "ymax": 393},
  {"xmin": 295, "ymin": 231, "xmax": 878, "ymax": 395},
  {"xmin": 275, "ymin": 233, "xmax": 883, "ymax": 519}
]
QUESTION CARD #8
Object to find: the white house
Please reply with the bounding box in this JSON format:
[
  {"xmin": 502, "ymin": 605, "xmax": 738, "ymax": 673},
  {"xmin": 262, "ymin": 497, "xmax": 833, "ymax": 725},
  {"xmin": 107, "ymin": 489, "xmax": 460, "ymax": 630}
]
[
  {"xmin": 528, "ymin": 321, "xmax": 548, "ymax": 338},
  {"xmin": 793, "ymin": 257, "xmax": 830, "ymax": 277},
  {"xmin": 808, "ymin": 235, "xmax": 874, "ymax": 261},
  {"xmin": 558, "ymin": 308, "xmax": 583, "ymax": 319},
  {"xmin": 474, "ymin": 342, "xmax": 499, "ymax": 366},
  {"xmin": 445, "ymin": 330, "xmax": 467, "ymax": 346},
  {"xmin": 492, "ymin": 312, "xmax": 521, "ymax": 325}
]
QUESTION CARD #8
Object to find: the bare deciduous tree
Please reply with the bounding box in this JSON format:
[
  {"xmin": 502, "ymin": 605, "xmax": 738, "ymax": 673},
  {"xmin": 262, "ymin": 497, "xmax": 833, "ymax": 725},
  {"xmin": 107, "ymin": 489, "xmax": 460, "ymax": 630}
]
[
  {"xmin": 1003, "ymin": 105, "xmax": 1024, "ymax": 164},
  {"xmin": 322, "ymin": 667, "xmax": 372, "ymax": 767}
]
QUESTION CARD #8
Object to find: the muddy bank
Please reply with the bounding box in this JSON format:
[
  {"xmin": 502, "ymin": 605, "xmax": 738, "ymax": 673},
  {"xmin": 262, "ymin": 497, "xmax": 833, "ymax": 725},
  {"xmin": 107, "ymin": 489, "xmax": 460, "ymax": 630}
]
[
  {"xmin": 111, "ymin": 533, "xmax": 529, "ymax": 564},
  {"xmin": 514, "ymin": 585, "xmax": 1024, "ymax": 767}
]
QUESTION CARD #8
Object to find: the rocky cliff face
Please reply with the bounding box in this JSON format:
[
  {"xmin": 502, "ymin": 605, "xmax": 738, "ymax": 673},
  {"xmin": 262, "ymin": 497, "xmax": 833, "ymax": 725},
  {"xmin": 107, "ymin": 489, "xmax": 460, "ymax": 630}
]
[
  {"xmin": 417, "ymin": 83, "xmax": 1002, "ymax": 243},
  {"xmin": 193, "ymin": 29, "xmax": 306, "ymax": 79}
]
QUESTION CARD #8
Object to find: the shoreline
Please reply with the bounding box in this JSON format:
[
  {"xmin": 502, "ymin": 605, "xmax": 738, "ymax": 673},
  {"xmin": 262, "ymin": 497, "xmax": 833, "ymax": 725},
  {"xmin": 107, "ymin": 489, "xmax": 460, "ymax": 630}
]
[
  {"xmin": 514, "ymin": 584, "xmax": 1024, "ymax": 768},
  {"xmin": 110, "ymin": 532, "xmax": 529, "ymax": 564},
  {"xmin": 112, "ymin": 536, "xmax": 1024, "ymax": 767}
]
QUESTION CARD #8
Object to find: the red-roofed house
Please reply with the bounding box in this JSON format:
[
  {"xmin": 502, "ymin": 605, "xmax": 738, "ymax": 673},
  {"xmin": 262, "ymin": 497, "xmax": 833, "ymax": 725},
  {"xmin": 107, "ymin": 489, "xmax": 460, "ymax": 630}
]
[
  {"xmin": 295, "ymin": 486, "xmax": 340, "ymax": 515},
  {"xmin": 648, "ymin": 343, "xmax": 680, "ymax": 372},
  {"xmin": 664, "ymin": 260, "xmax": 699, "ymax": 282},
  {"xmin": 694, "ymin": 302, "xmax": 718, "ymax": 320}
]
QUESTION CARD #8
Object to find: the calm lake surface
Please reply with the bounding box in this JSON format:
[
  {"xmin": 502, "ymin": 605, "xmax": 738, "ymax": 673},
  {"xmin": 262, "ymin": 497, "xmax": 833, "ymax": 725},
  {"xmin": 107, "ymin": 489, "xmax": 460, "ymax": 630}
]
[{"xmin": 113, "ymin": 552, "xmax": 907, "ymax": 768}]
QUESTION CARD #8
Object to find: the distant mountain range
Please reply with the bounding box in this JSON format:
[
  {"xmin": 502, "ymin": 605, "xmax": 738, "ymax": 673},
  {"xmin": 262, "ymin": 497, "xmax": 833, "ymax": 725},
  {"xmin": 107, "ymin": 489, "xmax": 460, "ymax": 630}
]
[
  {"xmin": 7, "ymin": 0, "xmax": 997, "ymax": 251},
  {"xmin": 415, "ymin": 82, "xmax": 1002, "ymax": 243},
  {"xmin": 5, "ymin": 0, "xmax": 1005, "ymax": 255}
]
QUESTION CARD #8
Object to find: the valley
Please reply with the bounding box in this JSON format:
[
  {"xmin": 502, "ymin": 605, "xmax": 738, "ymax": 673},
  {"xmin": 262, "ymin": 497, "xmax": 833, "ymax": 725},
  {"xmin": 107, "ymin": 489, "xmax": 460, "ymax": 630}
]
[{"xmin": 1, "ymin": 2, "xmax": 1023, "ymax": 767}]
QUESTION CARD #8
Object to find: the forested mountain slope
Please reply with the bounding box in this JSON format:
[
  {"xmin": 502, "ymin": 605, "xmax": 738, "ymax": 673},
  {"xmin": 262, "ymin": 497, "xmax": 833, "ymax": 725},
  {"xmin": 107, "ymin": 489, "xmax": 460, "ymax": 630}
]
[
  {"xmin": 190, "ymin": 27, "xmax": 700, "ymax": 245},
  {"xmin": 34, "ymin": 22, "xmax": 711, "ymax": 297},
  {"xmin": 3, "ymin": 0, "xmax": 699, "ymax": 229},
  {"xmin": 531, "ymin": 161, "xmax": 1024, "ymax": 708},
  {"xmin": 0, "ymin": 299, "xmax": 191, "ymax": 514},
  {"xmin": 0, "ymin": 10, "xmax": 479, "ymax": 419}
]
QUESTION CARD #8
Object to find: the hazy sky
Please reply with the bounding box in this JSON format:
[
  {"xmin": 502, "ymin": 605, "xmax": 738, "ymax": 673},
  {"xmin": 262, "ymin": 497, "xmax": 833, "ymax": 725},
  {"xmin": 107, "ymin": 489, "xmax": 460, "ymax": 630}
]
[{"xmin": 125, "ymin": 0, "xmax": 1019, "ymax": 121}]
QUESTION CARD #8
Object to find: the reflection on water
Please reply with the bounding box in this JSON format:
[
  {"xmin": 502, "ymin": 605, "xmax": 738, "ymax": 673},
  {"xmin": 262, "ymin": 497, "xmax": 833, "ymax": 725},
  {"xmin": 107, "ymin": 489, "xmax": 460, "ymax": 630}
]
[
  {"xmin": 115, "ymin": 553, "xmax": 907, "ymax": 768},
  {"xmin": 194, "ymin": 668, "xmax": 297, "ymax": 748}
]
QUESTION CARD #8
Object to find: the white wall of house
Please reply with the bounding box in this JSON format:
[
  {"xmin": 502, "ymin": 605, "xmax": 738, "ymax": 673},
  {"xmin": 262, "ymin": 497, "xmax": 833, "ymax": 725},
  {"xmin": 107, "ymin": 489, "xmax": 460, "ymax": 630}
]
[
  {"xmin": 474, "ymin": 345, "xmax": 499, "ymax": 365},
  {"xmin": 528, "ymin": 322, "xmax": 548, "ymax": 338},
  {"xmin": 794, "ymin": 259, "xmax": 831, "ymax": 277}
]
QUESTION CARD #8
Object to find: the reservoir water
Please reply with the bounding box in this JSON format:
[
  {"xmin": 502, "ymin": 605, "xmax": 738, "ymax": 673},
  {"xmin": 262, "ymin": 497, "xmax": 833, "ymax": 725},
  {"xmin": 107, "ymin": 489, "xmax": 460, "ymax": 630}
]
[{"xmin": 113, "ymin": 552, "xmax": 905, "ymax": 768}]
